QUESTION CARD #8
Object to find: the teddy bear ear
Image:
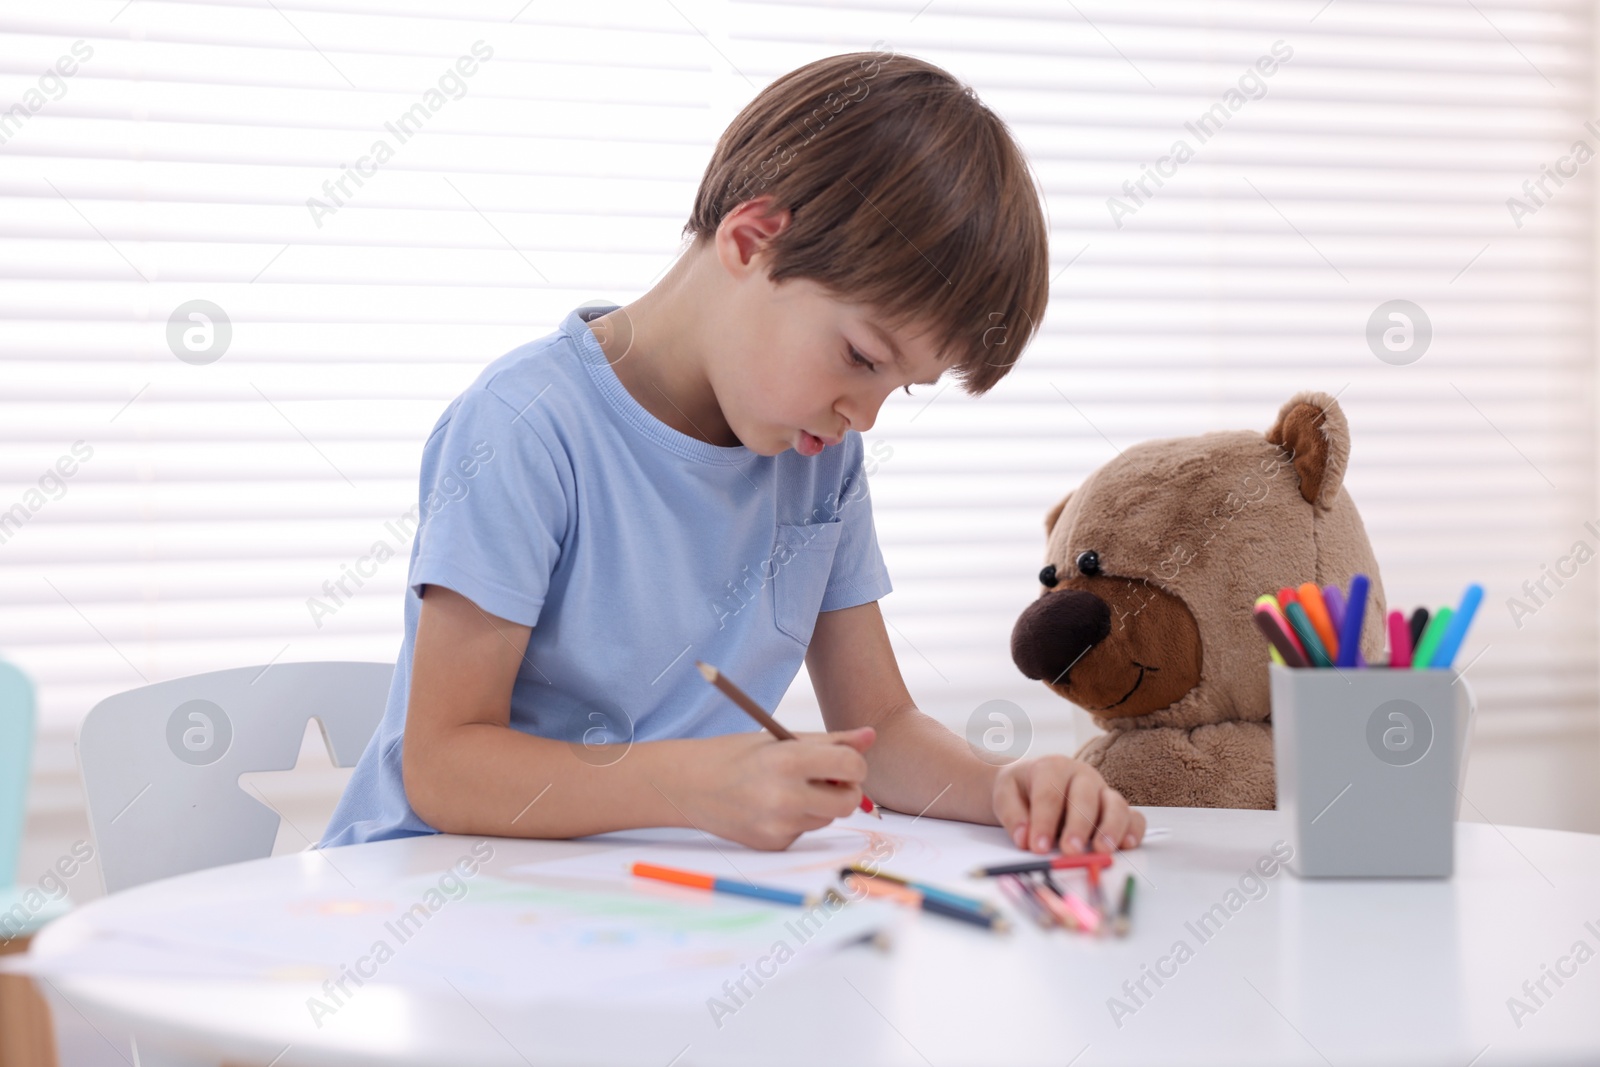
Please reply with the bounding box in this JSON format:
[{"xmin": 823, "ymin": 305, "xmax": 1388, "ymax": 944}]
[
  {"xmin": 1044, "ymin": 491, "xmax": 1073, "ymax": 534},
  {"xmin": 1264, "ymin": 391, "xmax": 1351, "ymax": 507}
]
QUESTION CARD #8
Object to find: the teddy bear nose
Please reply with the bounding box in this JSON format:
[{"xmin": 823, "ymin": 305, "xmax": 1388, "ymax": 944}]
[{"xmin": 1010, "ymin": 588, "xmax": 1112, "ymax": 683}]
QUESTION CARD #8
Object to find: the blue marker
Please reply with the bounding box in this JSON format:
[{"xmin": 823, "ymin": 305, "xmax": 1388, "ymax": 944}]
[
  {"xmin": 1429, "ymin": 583, "xmax": 1484, "ymax": 669},
  {"xmin": 1335, "ymin": 574, "xmax": 1368, "ymax": 669}
]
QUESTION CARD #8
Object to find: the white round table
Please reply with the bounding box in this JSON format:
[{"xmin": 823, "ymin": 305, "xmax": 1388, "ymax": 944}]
[{"xmin": 26, "ymin": 806, "xmax": 1600, "ymax": 1066}]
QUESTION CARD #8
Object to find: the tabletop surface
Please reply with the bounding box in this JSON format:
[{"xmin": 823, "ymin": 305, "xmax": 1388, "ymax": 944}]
[{"xmin": 24, "ymin": 806, "xmax": 1600, "ymax": 1067}]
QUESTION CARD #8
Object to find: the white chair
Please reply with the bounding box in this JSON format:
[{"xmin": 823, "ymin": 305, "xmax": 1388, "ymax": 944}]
[{"xmin": 76, "ymin": 661, "xmax": 392, "ymax": 895}]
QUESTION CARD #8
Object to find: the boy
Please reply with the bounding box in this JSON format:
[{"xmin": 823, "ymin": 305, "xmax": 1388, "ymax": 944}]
[{"xmin": 320, "ymin": 49, "xmax": 1147, "ymax": 856}]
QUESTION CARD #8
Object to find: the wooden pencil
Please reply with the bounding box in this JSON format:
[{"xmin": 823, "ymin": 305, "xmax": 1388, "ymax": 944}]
[{"xmin": 696, "ymin": 660, "xmax": 881, "ymax": 818}]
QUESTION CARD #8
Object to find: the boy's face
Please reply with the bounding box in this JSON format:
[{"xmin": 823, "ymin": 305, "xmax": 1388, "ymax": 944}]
[{"xmin": 712, "ymin": 209, "xmax": 951, "ymax": 457}]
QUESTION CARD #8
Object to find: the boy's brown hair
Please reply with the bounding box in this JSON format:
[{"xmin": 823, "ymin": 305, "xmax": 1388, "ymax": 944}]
[{"xmin": 684, "ymin": 47, "xmax": 1050, "ymax": 396}]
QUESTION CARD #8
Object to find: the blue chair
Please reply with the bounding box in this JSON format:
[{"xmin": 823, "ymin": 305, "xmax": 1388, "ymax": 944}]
[
  {"xmin": 0, "ymin": 661, "xmax": 67, "ymax": 940},
  {"xmin": 0, "ymin": 661, "xmax": 65, "ymax": 1067},
  {"xmin": 0, "ymin": 661, "xmax": 32, "ymax": 889}
]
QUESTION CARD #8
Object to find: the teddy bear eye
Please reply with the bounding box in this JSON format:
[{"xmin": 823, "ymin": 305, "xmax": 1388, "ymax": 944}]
[
  {"xmin": 1076, "ymin": 550, "xmax": 1101, "ymax": 576},
  {"xmin": 1038, "ymin": 563, "xmax": 1059, "ymax": 588}
]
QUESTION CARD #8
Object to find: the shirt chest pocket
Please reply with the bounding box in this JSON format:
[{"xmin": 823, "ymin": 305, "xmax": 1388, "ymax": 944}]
[{"xmin": 771, "ymin": 519, "xmax": 844, "ymax": 646}]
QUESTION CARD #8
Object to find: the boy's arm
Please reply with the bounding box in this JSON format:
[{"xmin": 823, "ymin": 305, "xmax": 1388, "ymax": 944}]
[
  {"xmin": 806, "ymin": 600, "xmax": 1146, "ymax": 853},
  {"xmin": 804, "ymin": 599, "xmax": 1001, "ymax": 824},
  {"xmin": 401, "ymin": 584, "xmax": 873, "ymax": 847}
]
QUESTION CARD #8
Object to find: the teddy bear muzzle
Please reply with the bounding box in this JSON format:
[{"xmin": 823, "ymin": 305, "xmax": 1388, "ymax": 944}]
[{"xmin": 1010, "ymin": 588, "xmax": 1111, "ymax": 685}]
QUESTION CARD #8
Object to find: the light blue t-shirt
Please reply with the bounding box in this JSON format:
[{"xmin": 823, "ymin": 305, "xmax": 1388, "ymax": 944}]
[{"xmin": 319, "ymin": 303, "xmax": 893, "ymax": 847}]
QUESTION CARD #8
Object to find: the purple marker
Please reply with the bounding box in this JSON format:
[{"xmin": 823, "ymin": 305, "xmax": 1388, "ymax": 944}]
[{"xmin": 1322, "ymin": 584, "xmax": 1345, "ymax": 634}]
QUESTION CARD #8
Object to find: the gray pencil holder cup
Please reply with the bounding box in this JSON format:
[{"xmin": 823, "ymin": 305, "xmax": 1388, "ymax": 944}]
[{"xmin": 1270, "ymin": 663, "xmax": 1476, "ymax": 878}]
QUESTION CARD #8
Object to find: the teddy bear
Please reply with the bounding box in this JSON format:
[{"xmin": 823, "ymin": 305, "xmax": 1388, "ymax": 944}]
[{"xmin": 1009, "ymin": 390, "xmax": 1386, "ymax": 809}]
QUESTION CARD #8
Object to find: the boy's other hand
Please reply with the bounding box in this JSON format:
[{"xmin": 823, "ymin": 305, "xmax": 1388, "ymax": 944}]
[
  {"xmin": 683, "ymin": 726, "xmax": 875, "ymax": 851},
  {"xmin": 992, "ymin": 754, "xmax": 1146, "ymax": 855}
]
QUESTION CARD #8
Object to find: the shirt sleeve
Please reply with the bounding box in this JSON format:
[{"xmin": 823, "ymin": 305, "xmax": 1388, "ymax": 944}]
[
  {"xmin": 818, "ymin": 433, "xmax": 894, "ymax": 613},
  {"xmin": 408, "ymin": 386, "xmax": 571, "ymax": 628}
]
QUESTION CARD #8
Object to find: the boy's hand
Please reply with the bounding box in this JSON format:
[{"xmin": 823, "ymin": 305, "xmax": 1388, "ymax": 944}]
[
  {"xmin": 681, "ymin": 726, "xmax": 876, "ymax": 851},
  {"xmin": 993, "ymin": 755, "xmax": 1145, "ymax": 854}
]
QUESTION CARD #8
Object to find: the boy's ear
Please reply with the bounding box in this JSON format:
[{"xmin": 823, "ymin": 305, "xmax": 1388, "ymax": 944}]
[
  {"xmin": 718, "ymin": 196, "xmax": 792, "ymax": 271},
  {"xmin": 1044, "ymin": 491, "xmax": 1073, "ymax": 534}
]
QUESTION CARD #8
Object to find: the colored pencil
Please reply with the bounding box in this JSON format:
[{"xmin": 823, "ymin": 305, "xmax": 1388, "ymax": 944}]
[
  {"xmin": 843, "ymin": 872, "xmax": 1009, "ymax": 931},
  {"xmin": 840, "ymin": 866, "xmax": 998, "ymax": 917},
  {"xmin": 1386, "ymin": 609, "xmax": 1413, "ymax": 668},
  {"xmin": 1411, "ymin": 608, "xmax": 1453, "ymax": 670},
  {"xmin": 1028, "ymin": 872, "xmax": 1080, "ymax": 930},
  {"xmin": 969, "ymin": 851, "xmax": 1115, "ymax": 878},
  {"xmin": 1113, "ymin": 874, "xmax": 1136, "ymax": 937},
  {"xmin": 1035, "ymin": 871, "xmax": 1080, "ymax": 930},
  {"xmin": 631, "ymin": 861, "xmax": 818, "ymax": 907},
  {"xmin": 835, "ymin": 928, "xmax": 894, "ymax": 953},
  {"xmin": 697, "ymin": 661, "xmax": 880, "ymax": 818},
  {"xmin": 1428, "ymin": 583, "xmax": 1484, "ymax": 669},
  {"xmin": 996, "ymin": 874, "xmax": 1054, "ymax": 929},
  {"xmin": 1085, "ymin": 862, "xmax": 1107, "ymax": 918},
  {"xmin": 1283, "ymin": 601, "xmax": 1333, "ymax": 667},
  {"xmin": 1335, "ymin": 574, "xmax": 1369, "ymax": 669},
  {"xmin": 1037, "ymin": 871, "xmax": 1101, "ymax": 933}
]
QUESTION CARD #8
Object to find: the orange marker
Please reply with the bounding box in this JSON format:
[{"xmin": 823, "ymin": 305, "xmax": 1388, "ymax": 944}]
[{"xmin": 1296, "ymin": 583, "xmax": 1340, "ymax": 661}]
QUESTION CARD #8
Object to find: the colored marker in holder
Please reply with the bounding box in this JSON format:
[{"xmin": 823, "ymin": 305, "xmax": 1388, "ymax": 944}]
[
  {"xmin": 1297, "ymin": 583, "xmax": 1340, "ymax": 662},
  {"xmin": 1284, "ymin": 601, "xmax": 1333, "ymax": 667},
  {"xmin": 1428, "ymin": 583, "xmax": 1484, "ymax": 669},
  {"xmin": 1411, "ymin": 608, "xmax": 1453, "ymax": 670},
  {"xmin": 1334, "ymin": 574, "xmax": 1369, "ymax": 669}
]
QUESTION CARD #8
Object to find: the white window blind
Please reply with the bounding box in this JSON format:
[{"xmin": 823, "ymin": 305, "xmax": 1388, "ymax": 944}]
[{"xmin": 2, "ymin": 2, "xmax": 1594, "ymax": 825}]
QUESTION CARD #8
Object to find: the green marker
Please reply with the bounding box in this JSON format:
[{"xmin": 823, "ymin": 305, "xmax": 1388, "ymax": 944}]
[
  {"xmin": 1284, "ymin": 601, "xmax": 1332, "ymax": 667},
  {"xmin": 1411, "ymin": 606, "xmax": 1454, "ymax": 670}
]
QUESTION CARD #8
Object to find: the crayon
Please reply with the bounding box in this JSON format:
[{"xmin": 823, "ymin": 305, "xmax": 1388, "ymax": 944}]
[
  {"xmin": 1429, "ymin": 584, "xmax": 1484, "ymax": 669},
  {"xmin": 1411, "ymin": 608, "xmax": 1453, "ymax": 670}
]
